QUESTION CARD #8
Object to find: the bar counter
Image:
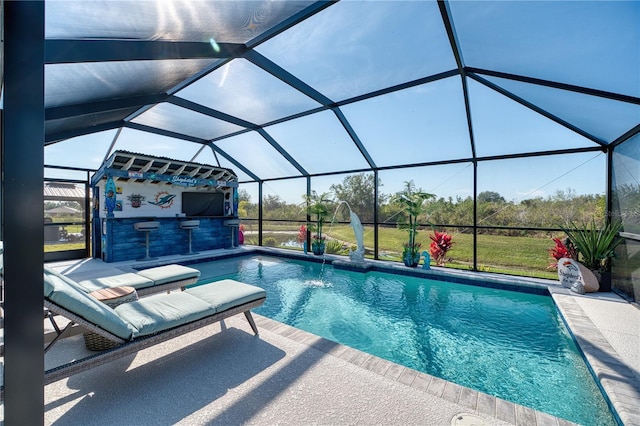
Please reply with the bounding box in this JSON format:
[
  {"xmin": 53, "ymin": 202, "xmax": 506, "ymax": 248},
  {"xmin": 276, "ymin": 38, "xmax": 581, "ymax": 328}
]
[{"xmin": 101, "ymin": 216, "xmax": 235, "ymax": 263}]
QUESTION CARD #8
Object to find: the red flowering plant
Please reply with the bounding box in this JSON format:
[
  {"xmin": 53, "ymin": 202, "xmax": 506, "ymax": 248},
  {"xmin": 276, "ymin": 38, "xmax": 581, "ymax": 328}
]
[
  {"xmin": 429, "ymin": 230, "xmax": 453, "ymax": 266},
  {"xmin": 297, "ymin": 225, "xmax": 307, "ymax": 244},
  {"xmin": 548, "ymin": 237, "xmax": 577, "ymax": 269}
]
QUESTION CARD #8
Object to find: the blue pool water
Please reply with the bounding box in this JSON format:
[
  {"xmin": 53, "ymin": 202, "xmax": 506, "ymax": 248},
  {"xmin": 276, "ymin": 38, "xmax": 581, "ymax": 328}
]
[{"xmin": 191, "ymin": 255, "xmax": 615, "ymax": 425}]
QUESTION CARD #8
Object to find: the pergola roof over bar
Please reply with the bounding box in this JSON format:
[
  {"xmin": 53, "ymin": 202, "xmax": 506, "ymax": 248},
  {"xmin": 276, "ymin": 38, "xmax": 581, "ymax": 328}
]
[
  {"xmin": 39, "ymin": 1, "xmax": 640, "ymax": 183},
  {"xmin": 91, "ymin": 150, "xmax": 237, "ymax": 188}
]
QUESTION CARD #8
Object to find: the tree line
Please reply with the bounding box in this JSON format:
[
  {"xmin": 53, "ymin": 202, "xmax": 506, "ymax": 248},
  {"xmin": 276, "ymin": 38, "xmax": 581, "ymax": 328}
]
[{"xmin": 238, "ymin": 173, "xmax": 610, "ymax": 235}]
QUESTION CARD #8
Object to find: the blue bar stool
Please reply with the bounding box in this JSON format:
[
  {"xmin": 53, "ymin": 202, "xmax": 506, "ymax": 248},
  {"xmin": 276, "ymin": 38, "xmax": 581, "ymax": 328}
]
[
  {"xmin": 180, "ymin": 220, "xmax": 200, "ymax": 255},
  {"xmin": 134, "ymin": 221, "xmax": 160, "ymax": 261}
]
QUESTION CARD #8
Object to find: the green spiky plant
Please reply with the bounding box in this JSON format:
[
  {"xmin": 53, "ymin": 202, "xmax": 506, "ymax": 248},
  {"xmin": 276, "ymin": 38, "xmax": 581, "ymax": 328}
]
[{"xmin": 561, "ymin": 219, "xmax": 624, "ymax": 273}]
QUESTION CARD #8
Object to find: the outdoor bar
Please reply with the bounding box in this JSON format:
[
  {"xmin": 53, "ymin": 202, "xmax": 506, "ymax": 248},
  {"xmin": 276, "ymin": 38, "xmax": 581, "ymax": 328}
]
[{"xmin": 91, "ymin": 151, "xmax": 239, "ymax": 262}]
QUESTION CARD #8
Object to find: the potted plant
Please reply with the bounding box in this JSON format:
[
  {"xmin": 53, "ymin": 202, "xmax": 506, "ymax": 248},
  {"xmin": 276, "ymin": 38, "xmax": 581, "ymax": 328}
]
[
  {"xmin": 302, "ymin": 191, "xmax": 332, "ymax": 255},
  {"xmin": 561, "ymin": 219, "xmax": 624, "ymax": 291},
  {"xmin": 391, "ymin": 181, "xmax": 435, "ymax": 267}
]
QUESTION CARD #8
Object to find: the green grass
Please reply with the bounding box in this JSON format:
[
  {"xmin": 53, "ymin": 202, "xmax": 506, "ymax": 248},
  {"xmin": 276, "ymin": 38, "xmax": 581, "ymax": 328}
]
[
  {"xmin": 255, "ymin": 223, "xmax": 559, "ymax": 280},
  {"xmin": 44, "ymin": 242, "xmax": 85, "ymax": 252}
]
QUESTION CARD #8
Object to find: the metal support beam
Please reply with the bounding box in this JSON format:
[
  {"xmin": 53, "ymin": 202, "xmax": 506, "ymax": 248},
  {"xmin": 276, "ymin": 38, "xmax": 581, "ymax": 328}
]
[
  {"xmin": 473, "ymin": 161, "xmax": 478, "ymax": 271},
  {"xmin": 45, "ymin": 39, "xmax": 247, "ymax": 63},
  {"xmin": 610, "ymin": 123, "xmax": 640, "ymax": 148},
  {"xmin": 257, "ymin": 129, "xmax": 309, "ymax": 176},
  {"xmin": 466, "ymin": 67, "xmax": 640, "ymax": 106},
  {"xmin": 45, "ymin": 120, "xmax": 126, "ymax": 144},
  {"xmin": 468, "ymin": 72, "xmax": 607, "ymax": 147},
  {"xmin": 244, "ymin": 50, "xmax": 334, "ymax": 106},
  {"xmin": 606, "ymin": 148, "xmax": 614, "ymax": 227},
  {"xmin": 46, "ymin": 93, "xmax": 168, "ymax": 121},
  {"xmin": 207, "ymin": 143, "xmax": 261, "ymax": 182},
  {"xmin": 3, "ymin": 1, "xmax": 46, "ymax": 423},
  {"xmin": 258, "ymin": 182, "xmax": 264, "ymax": 247},
  {"xmin": 333, "ymin": 108, "xmax": 377, "ymax": 169},
  {"xmin": 374, "ymin": 170, "xmax": 379, "ymax": 260},
  {"xmin": 439, "ymin": 0, "xmax": 478, "ymax": 164}
]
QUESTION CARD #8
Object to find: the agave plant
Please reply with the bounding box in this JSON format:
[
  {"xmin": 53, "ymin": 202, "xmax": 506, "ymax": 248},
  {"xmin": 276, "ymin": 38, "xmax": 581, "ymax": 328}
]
[{"xmin": 561, "ymin": 219, "xmax": 623, "ymax": 273}]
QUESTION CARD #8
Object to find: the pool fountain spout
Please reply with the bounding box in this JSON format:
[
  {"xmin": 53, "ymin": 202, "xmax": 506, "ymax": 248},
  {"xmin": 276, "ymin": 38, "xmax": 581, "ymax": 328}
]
[
  {"xmin": 332, "ymin": 201, "xmax": 371, "ymax": 272},
  {"xmin": 348, "ymin": 208, "xmax": 365, "ymax": 264}
]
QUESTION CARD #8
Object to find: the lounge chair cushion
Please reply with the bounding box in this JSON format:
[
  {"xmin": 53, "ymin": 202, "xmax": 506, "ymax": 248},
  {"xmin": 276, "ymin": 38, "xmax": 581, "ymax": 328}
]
[
  {"xmin": 44, "ymin": 267, "xmax": 136, "ymax": 340},
  {"xmin": 115, "ymin": 292, "xmax": 214, "ymax": 338},
  {"xmin": 185, "ymin": 280, "xmax": 266, "ymax": 313},
  {"xmin": 136, "ymin": 264, "xmax": 200, "ymax": 285},
  {"xmin": 77, "ymin": 273, "xmax": 154, "ymax": 292}
]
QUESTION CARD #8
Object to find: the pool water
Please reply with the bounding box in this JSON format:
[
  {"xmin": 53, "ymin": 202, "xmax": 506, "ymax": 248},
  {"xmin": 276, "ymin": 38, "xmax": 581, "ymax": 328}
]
[{"xmin": 192, "ymin": 255, "xmax": 615, "ymax": 425}]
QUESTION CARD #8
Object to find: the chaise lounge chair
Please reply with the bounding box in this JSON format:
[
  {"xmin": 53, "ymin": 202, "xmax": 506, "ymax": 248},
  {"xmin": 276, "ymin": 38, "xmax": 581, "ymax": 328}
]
[
  {"xmin": 75, "ymin": 264, "xmax": 201, "ymax": 296},
  {"xmin": 43, "ymin": 266, "xmax": 266, "ymax": 386}
]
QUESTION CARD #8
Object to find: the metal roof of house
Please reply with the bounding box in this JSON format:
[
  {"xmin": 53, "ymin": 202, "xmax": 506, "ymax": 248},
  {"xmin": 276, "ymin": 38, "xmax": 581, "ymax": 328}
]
[{"xmin": 43, "ymin": 182, "xmax": 86, "ymax": 201}]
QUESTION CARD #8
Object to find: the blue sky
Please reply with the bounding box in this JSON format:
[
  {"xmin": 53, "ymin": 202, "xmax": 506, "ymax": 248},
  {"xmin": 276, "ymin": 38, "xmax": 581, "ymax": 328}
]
[{"xmin": 43, "ymin": 1, "xmax": 636, "ymax": 205}]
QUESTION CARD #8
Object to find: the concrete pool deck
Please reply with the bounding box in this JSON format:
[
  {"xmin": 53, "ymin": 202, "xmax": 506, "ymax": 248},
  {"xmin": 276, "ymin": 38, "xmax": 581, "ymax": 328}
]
[{"xmin": 39, "ymin": 247, "xmax": 640, "ymax": 425}]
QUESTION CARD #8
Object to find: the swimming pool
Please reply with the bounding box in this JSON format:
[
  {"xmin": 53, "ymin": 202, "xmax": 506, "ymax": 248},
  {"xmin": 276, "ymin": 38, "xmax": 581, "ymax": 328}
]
[{"xmin": 190, "ymin": 254, "xmax": 615, "ymax": 425}]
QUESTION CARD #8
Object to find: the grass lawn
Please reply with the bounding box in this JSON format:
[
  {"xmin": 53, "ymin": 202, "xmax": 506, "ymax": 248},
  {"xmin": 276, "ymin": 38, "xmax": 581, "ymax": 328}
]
[{"xmin": 257, "ymin": 223, "xmax": 559, "ymax": 280}]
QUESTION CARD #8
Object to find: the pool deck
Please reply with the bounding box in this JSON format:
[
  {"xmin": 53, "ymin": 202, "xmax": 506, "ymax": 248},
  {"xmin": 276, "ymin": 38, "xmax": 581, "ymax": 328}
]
[{"xmin": 40, "ymin": 246, "xmax": 640, "ymax": 425}]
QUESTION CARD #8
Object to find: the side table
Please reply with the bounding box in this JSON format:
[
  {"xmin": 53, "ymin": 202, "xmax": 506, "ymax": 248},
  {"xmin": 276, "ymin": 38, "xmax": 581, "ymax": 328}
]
[{"xmin": 83, "ymin": 286, "xmax": 138, "ymax": 351}]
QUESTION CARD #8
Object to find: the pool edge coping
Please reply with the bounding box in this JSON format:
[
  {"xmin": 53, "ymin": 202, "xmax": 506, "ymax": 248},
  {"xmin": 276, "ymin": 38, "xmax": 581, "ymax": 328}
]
[
  {"xmin": 252, "ymin": 313, "xmax": 578, "ymax": 426},
  {"xmin": 550, "ymin": 287, "xmax": 640, "ymax": 426}
]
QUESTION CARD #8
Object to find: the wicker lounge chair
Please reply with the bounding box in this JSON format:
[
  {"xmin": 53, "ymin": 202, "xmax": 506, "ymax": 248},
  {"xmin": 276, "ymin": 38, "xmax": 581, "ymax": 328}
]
[
  {"xmin": 75, "ymin": 264, "xmax": 201, "ymax": 296},
  {"xmin": 43, "ymin": 266, "xmax": 266, "ymax": 386}
]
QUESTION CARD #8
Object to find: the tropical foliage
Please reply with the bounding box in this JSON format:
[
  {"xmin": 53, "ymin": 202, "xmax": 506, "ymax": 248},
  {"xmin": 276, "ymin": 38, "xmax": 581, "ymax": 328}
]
[
  {"xmin": 302, "ymin": 191, "xmax": 332, "ymax": 254},
  {"xmin": 561, "ymin": 219, "xmax": 624, "ymax": 272},
  {"xmin": 429, "ymin": 230, "xmax": 454, "ymax": 266},
  {"xmin": 547, "ymin": 237, "xmax": 577, "ymax": 269},
  {"xmin": 325, "ymin": 239, "xmax": 346, "ymax": 254},
  {"xmin": 297, "ymin": 225, "xmax": 306, "ymax": 243},
  {"xmin": 391, "ymin": 181, "xmax": 435, "ymax": 266}
]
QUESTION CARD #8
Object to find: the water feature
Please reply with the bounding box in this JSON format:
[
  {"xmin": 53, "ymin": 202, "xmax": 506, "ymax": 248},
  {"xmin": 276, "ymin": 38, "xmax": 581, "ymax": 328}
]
[{"xmin": 331, "ymin": 200, "xmax": 366, "ymax": 264}]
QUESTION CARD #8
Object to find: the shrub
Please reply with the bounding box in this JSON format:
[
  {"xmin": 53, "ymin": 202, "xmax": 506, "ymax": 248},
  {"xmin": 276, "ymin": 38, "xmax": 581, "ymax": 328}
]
[
  {"xmin": 325, "ymin": 239, "xmax": 345, "ymax": 254},
  {"xmin": 264, "ymin": 237, "xmax": 277, "ymax": 247},
  {"xmin": 561, "ymin": 219, "xmax": 623, "ymax": 272},
  {"xmin": 429, "ymin": 230, "xmax": 453, "ymax": 266}
]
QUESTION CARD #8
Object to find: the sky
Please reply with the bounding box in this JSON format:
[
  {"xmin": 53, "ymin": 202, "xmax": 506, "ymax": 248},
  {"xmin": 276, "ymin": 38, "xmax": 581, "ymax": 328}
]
[{"xmin": 43, "ymin": 0, "xmax": 637, "ymax": 205}]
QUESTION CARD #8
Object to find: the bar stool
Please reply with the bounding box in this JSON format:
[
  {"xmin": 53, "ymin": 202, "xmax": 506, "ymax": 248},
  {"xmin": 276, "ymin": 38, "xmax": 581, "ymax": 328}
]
[
  {"xmin": 134, "ymin": 221, "xmax": 160, "ymax": 261},
  {"xmin": 180, "ymin": 220, "xmax": 200, "ymax": 255},
  {"xmin": 223, "ymin": 219, "xmax": 240, "ymax": 248}
]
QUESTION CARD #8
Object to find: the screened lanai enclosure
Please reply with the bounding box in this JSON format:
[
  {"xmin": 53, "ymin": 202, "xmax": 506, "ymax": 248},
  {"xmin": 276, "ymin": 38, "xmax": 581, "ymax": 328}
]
[{"xmin": 1, "ymin": 1, "xmax": 639, "ymax": 423}]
